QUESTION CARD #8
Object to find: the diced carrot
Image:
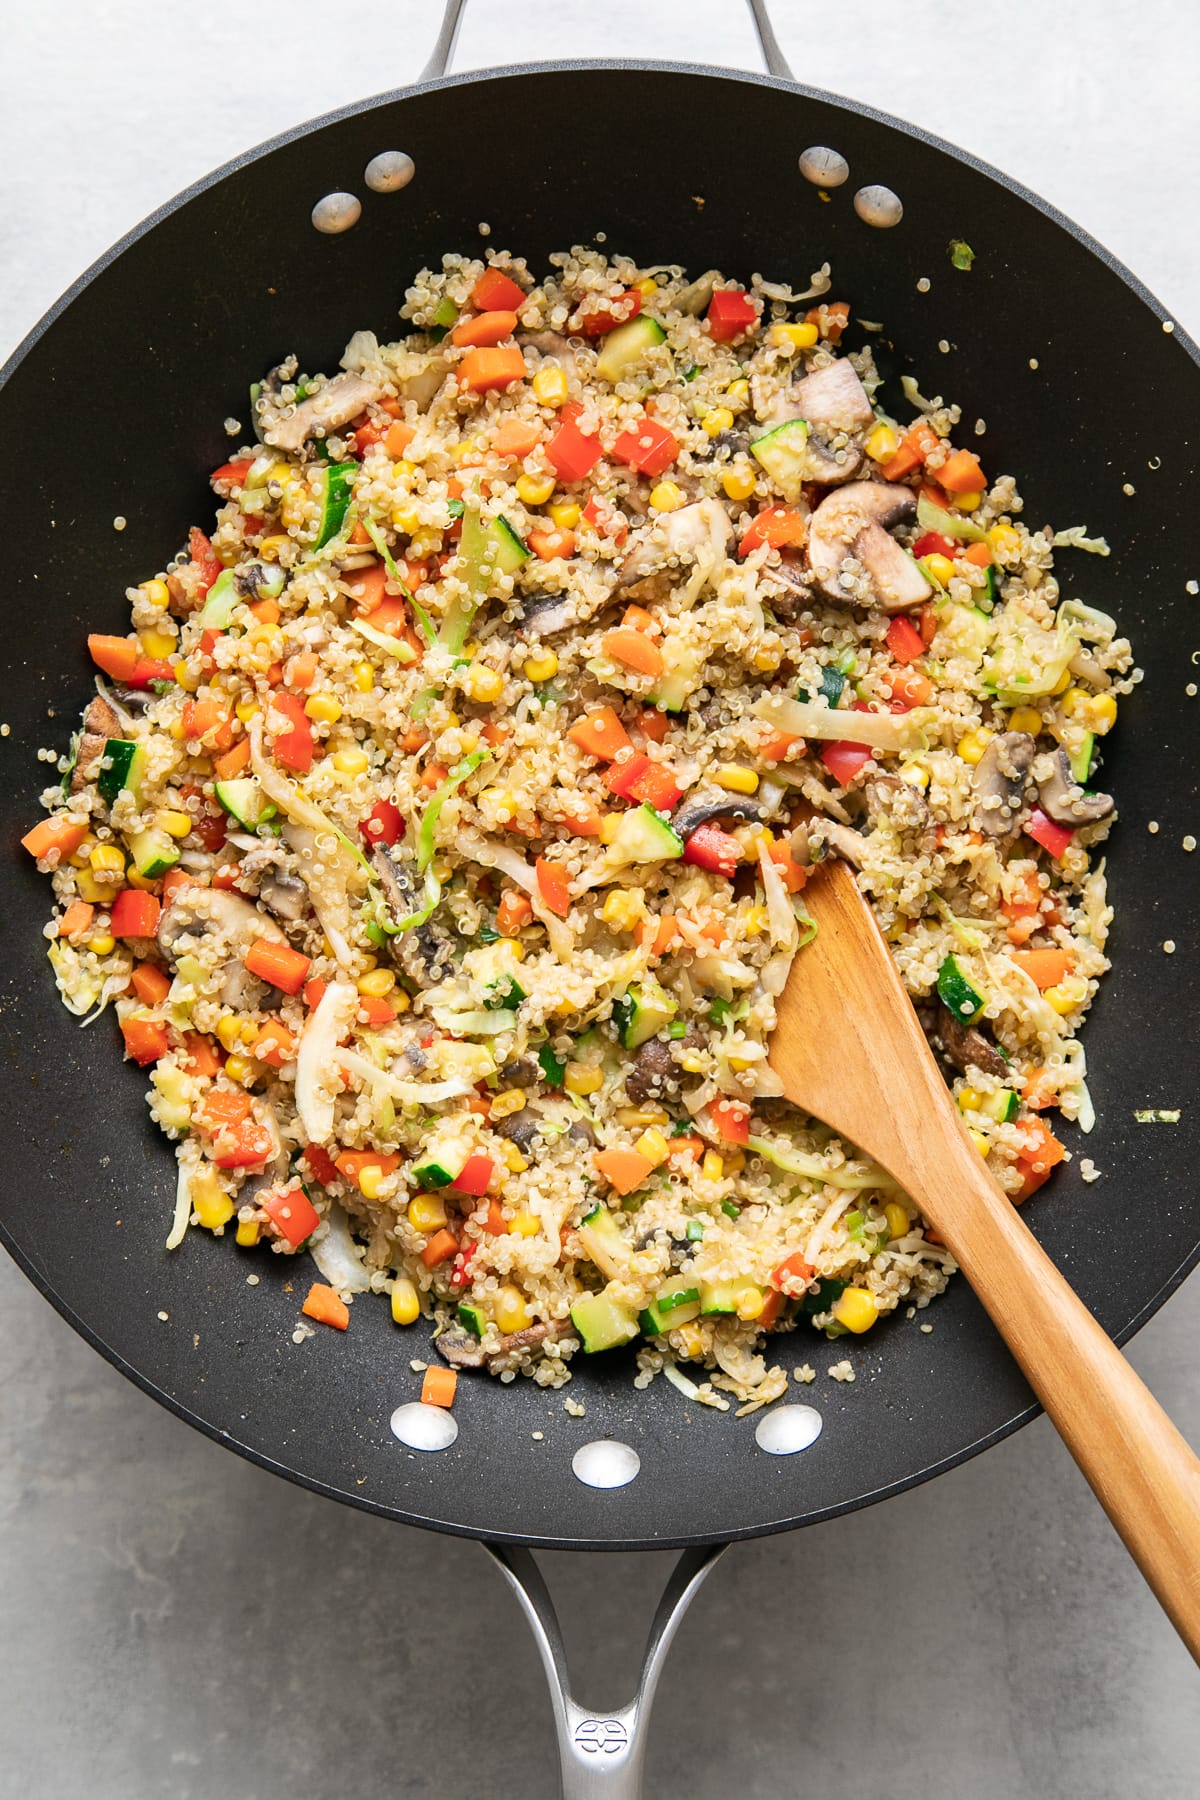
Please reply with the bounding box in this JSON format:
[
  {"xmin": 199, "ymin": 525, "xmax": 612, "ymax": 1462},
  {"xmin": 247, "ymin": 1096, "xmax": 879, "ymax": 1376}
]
[
  {"xmin": 759, "ymin": 730, "xmax": 802, "ymax": 763},
  {"xmin": 711, "ymin": 1098, "xmax": 750, "ymax": 1144},
  {"xmin": 770, "ymin": 1250, "xmax": 815, "ymax": 1293},
  {"xmin": 121, "ymin": 1015, "xmax": 169, "ymax": 1066},
  {"xmin": 497, "ymin": 890, "xmax": 533, "ymax": 934},
  {"xmin": 262, "ymin": 1184, "xmax": 321, "ymax": 1247},
  {"xmin": 348, "ymin": 518, "xmax": 374, "ymax": 547},
  {"xmin": 535, "ymin": 856, "xmax": 572, "ymax": 918},
  {"xmin": 336, "ymin": 1149, "xmax": 402, "ymax": 1183},
  {"xmin": 562, "ymin": 806, "xmax": 604, "ymax": 838},
  {"xmin": 638, "ymin": 709, "xmax": 670, "ymax": 743},
  {"xmin": 181, "ymin": 1032, "xmax": 223, "ymax": 1079},
  {"xmin": 302, "ymin": 1282, "xmax": 350, "ymax": 1330},
  {"xmin": 471, "ymin": 267, "xmax": 526, "ymax": 312},
  {"xmin": 1010, "ymin": 947, "xmax": 1074, "ymax": 990},
  {"xmin": 621, "ymin": 604, "xmax": 661, "ymax": 638},
  {"xmin": 939, "ymin": 449, "xmax": 986, "ymax": 493},
  {"xmin": 88, "ymin": 634, "xmax": 140, "ymax": 682},
  {"xmin": 212, "ymin": 739, "xmax": 252, "ymax": 781},
  {"xmin": 1012, "ymin": 1117, "xmax": 1067, "ymax": 1202},
  {"xmin": 451, "ymin": 309, "xmax": 519, "ymax": 348},
  {"xmin": 738, "ymin": 507, "xmax": 808, "ymax": 557},
  {"xmin": 483, "ymin": 1198, "xmax": 508, "ymax": 1237},
  {"xmin": 130, "ymin": 961, "xmax": 171, "ymax": 1006},
  {"xmin": 22, "ymin": 815, "xmax": 89, "ymax": 862},
  {"xmin": 244, "ymin": 937, "xmax": 312, "ymax": 995},
  {"xmin": 492, "ymin": 419, "xmax": 542, "ymax": 458},
  {"xmin": 457, "ymin": 346, "xmax": 526, "ymax": 394},
  {"xmin": 807, "ymin": 300, "xmax": 849, "ymax": 343},
  {"xmin": 594, "ymin": 1147, "xmax": 656, "ymax": 1196},
  {"xmin": 402, "ymin": 725, "xmax": 431, "ymax": 754},
  {"xmin": 886, "ymin": 615, "xmax": 927, "ymax": 665},
  {"xmin": 251, "ymin": 1018, "xmax": 298, "ymax": 1068},
  {"xmin": 918, "ymin": 603, "xmax": 939, "ymax": 647},
  {"xmin": 601, "ymin": 629, "xmax": 665, "ymax": 677},
  {"xmin": 881, "ymin": 422, "xmax": 940, "ymax": 482},
  {"xmin": 669, "ymin": 1133, "xmax": 705, "ymax": 1162},
  {"xmin": 161, "ymin": 869, "xmax": 195, "ymax": 905},
  {"xmin": 111, "ymin": 890, "xmax": 161, "ymax": 938},
  {"xmin": 1021, "ymin": 1067, "xmax": 1057, "ymax": 1112},
  {"xmin": 888, "ymin": 669, "xmax": 935, "ymax": 709},
  {"xmin": 182, "ymin": 697, "xmax": 235, "ymax": 752},
  {"xmin": 58, "ymin": 900, "xmax": 94, "ymax": 941},
  {"xmin": 285, "ymin": 651, "xmax": 319, "ymax": 689},
  {"xmin": 357, "ymin": 994, "xmax": 397, "ymax": 1025},
  {"xmin": 421, "ymin": 1228, "xmax": 460, "ymax": 1270},
  {"xmin": 528, "ymin": 527, "xmax": 575, "ymax": 561},
  {"xmin": 769, "ymin": 840, "xmax": 808, "ymax": 894},
  {"xmin": 303, "ymin": 977, "xmax": 328, "ymax": 1011},
  {"xmin": 963, "ymin": 541, "xmax": 993, "ymax": 568},
  {"xmin": 757, "ymin": 1289, "xmax": 785, "ymax": 1330},
  {"xmin": 421, "ymin": 761, "xmax": 449, "ymax": 791},
  {"xmin": 384, "ymin": 420, "xmax": 416, "ymax": 459},
  {"xmin": 247, "ymin": 597, "xmax": 280, "ymax": 626},
  {"xmin": 421, "ymin": 1365, "xmax": 459, "ymax": 1408},
  {"xmin": 568, "ymin": 706, "xmax": 630, "ymax": 761}
]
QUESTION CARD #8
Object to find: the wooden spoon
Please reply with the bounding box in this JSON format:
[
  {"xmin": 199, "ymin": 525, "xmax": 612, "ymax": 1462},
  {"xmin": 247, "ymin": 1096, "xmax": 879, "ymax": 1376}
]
[{"xmin": 769, "ymin": 857, "xmax": 1200, "ymax": 1661}]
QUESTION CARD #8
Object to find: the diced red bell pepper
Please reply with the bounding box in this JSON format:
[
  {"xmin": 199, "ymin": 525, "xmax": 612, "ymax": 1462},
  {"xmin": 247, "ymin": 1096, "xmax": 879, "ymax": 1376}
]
[
  {"xmin": 684, "ymin": 822, "xmax": 741, "ymax": 878},
  {"xmin": 198, "ymin": 1090, "xmax": 276, "ymax": 1171},
  {"xmin": 886, "ymin": 616, "xmax": 927, "ymax": 665},
  {"xmin": 127, "ymin": 656, "xmax": 177, "ymax": 689},
  {"xmin": 604, "ymin": 754, "xmax": 683, "ymax": 812},
  {"xmin": 738, "ymin": 507, "xmax": 808, "ymax": 557},
  {"xmin": 270, "ymin": 690, "xmax": 314, "ymax": 773},
  {"xmin": 610, "ymin": 418, "xmax": 679, "ymax": 479},
  {"xmin": 361, "ymin": 798, "xmax": 404, "ymax": 847},
  {"xmin": 302, "ymin": 1144, "xmax": 340, "ymax": 1186},
  {"xmin": 451, "ymin": 1153, "xmax": 495, "ymax": 1197},
  {"xmin": 535, "ymin": 856, "xmax": 572, "ymax": 918},
  {"xmin": 711, "ymin": 1098, "xmax": 751, "ymax": 1144},
  {"xmin": 770, "ymin": 1251, "xmax": 815, "ymax": 1293},
  {"xmin": 188, "ymin": 527, "xmax": 222, "ymax": 595},
  {"xmin": 820, "ymin": 740, "xmax": 873, "ymax": 786},
  {"xmin": 471, "ymin": 267, "xmax": 526, "ymax": 312},
  {"xmin": 449, "ymin": 1241, "xmax": 479, "ymax": 1289},
  {"xmin": 579, "ymin": 289, "xmax": 642, "ymax": 337},
  {"xmin": 547, "ymin": 415, "xmax": 603, "ymax": 483},
  {"xmin": 1025, "ymin": 808, "xmax": 1075, "ymax": 859},
  {"xmin": 263, "ymin": 1184, "xmax": 321, "ymax": 1248},
  {"xmin": 211, "ymin": 458, "xmax": 254, "ymax": 485},
  {"xmin": 913, "ymin": 531, "xmax": 957, "ymax": 561},
  {"xmin": 582, "ymin": 494, "xmax": 628, "ymax": 543},
  {"xmin": 706, "ymin": 288, "xmax": 760, "ymax": 343},
  {"xmin": 120, "ymin": 1015, "xmax": 169, "ymax": 1066},
  {"xmin": 111, "ymin": 890, "xmax": 162, "ymax": 939}
]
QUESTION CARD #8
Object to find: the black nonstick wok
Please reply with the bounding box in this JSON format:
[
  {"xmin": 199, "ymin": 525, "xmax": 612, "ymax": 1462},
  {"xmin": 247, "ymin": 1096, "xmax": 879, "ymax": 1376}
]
[{"xmin": 1, "ymin": 1, "xmax": 1198, "ymax": 1791}]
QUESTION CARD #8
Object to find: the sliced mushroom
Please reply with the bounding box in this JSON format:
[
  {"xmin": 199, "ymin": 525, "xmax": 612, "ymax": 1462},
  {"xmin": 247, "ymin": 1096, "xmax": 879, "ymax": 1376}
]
[
  {"xmin": 437, "ymin": 1331, "xmax": 487, "ymax": 1370},
  {"xmin": 518, "ymin": 593, "xmax": 574, "ymax": 637},
  {"xmin": 671, "ymin": 788, "xmax": 773, "ymax": 838},
  {"xmin": 933, "ymin": 1002, "xmax": 1010, "ymax": 1080},
  {"xmin": 759, "ymin": 551, "xmax": 812, "ymax": 621},
  {"xmin": 806, "ymin": 482, "xmax": 930, "ymax": 612},
  {"xmin": 259, "ymin": 870, "xmax": 309, "ymax": 922},
  {"xmin": 807, "ymin": 818, "xmax": 867, "ymax": 868},
  {"xmin": 71, "ymin": 694, "xmax": 122, "ymax": 793},
  {"xmin": 395, "ymin": 354, "xmax": 451, "ymax": 413},
  {"xmin": 865, "ymin": 773, "xmax": 933, "ymax": 842},
  {"xmin": 265, "ymin": 371, "xmax": 383, "ymax": 453},
  {"xmin": 798, "ymin": 436, "xmax": 864, "ymax": 487},
  {"xmin": 157, "ymin": 886, "xmax": 285, "ymax": 960},
  {"xmin": 525, "ymin": 330, "xmax": 579, "ymax": 376},
  {"xmin": 370, "ymin": 846, "xmax": 456, "ymax": 987},
  {"xmin": 675, "ymin": 271, "xmax": 720, "ymax": 316},
  {"xmin": 791, "ymin": 359, "xmax": 876, "ymax": 435},
  {"xmin": 486, "ymin": 1319, "xmax": 574, "ymax": 1363},
  {"xmin": 623, "ymin": 1032, "xmax": 701, "ymax": 1104},
  {"xmin": 614, "ymin": 498, "xmax": 731, "ymax": 592},
  {"xmin": 492, "ymin": 1109, "xmax": 544, "ymax": 1152},
  {"xmin": 1036, "ymin": 748, "xmax": 1115, "ymax": 826},
  {"xmin": 972, "ymin": 731, "xmax": 1035, "ymax": 838},
  {"xmin": 499, "ymin": 1055, "xmax": 541, "ymax": 1087}
]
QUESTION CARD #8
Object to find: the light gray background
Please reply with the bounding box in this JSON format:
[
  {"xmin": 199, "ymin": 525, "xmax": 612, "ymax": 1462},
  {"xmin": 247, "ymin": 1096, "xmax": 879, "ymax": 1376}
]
[{"xmin": 1, "ymin": 3, "xmax": 1197, "ymax": 1795}]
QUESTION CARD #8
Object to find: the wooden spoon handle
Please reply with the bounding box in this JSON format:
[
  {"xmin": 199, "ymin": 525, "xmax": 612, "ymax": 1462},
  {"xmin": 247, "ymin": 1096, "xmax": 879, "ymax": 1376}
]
[{"xmin": 923, "ymin": 1131, "xmax": 1200, "ymax": 1661}]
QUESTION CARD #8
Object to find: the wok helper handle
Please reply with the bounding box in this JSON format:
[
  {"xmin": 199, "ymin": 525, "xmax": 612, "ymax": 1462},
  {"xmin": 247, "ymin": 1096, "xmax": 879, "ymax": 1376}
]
[
  {"xmin": 420, "ymin": 0, "xmax": 795, "ymax": 81},
  {"xmin": 483, "ymin": 1542, "xmax": 725, "ymax": 1799}
]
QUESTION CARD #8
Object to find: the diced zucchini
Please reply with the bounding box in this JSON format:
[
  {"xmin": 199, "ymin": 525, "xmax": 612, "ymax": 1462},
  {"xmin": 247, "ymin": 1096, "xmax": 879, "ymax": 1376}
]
[
  {"xmin": 538, "ymin": 1043, "xmax": 566, "ymax": 1088},
  {"xmin": 577, "ymin": 1203, "xmax": 635, "ymax": 1281},
  {"xmin": 1069, "ymin": 731, "xmax": 1095, "ymax": 784},
  {"xmin": 639, "ymin": 1282, "xmax": 702, "ymax": 1337},
  {"xmin": 596, "ymin": 315, "xmax": 667, "ymax": 383},
  {"xmin": 981, "ymin": 1088, "xmax": 1020, "ymax": 1124},
  {"xmin": 916, "ymin": 492, "xmax": 986, "ymax": 544},
  {"xmin": 411, "ymin": 1159, "xmax": 455, "ymax": 1189},
  {"xmin": 612, "ymin": 979, "xmax": 677, "ymax": 1050},
  {"xmin": 606, "ymin": 804, "xmax": 684, "ymax": 868},
  {"xmin": 648, "ymin": 640, "xmax": 701, "ymax": 713},
  {"xmin": 800, "ymin": 1277, "xmax": 846, "ymax": 1317},
  {"xmin": 570, "ymin": 1289, "xmax": 640, "ymax": 1352},
  {"xmin": 314, "ymin": 460, "xmax": 359, "ymax": 549},
  {"xmin": 198, "ymin": 567, "xmax": 239, "ymax": 628},
  {"xmin": 936, "ymin": 954, "xmax": 985, "ymax": 1022},
  {"xmin": 430, "ymin": 297, "xmax": 459, "ymax": 342},
  {"xmin": 126, "ymin": 827, "xmax": 180, "ymax": 880},
  {"xmin": 457, "ymin": 1300, "xmax": 487, "ymax": 1338},
  {"xmin": 749, "ymin": 418, "xmax": 811, "ymax": 502},
  {"xmin": 97, "ymin": 739, "xmax": 148, "ymax": 805},
  {"xmin": 698, "ymin": 1275, "xmax": 762, "ymax": 1317},
  {"xmin": 214, "ymin": 778, "xmax": 277, "ymax": 830},
  {"xmin": 795, "ymin": 666, "xmax": 846, "ymax": 710},
  {"xmin": 492, "ymin": 516, "xmax": 530, "ymax": 573}
]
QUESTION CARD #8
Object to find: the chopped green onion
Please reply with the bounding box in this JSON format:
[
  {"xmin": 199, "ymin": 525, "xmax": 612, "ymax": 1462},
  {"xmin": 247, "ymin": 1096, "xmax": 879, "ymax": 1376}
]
[
  {"xmin": 948, "ymin": 239, "xmax": 975, "ymax": 271},
  {"xmin": 721, "ymin": 1200, "xmax": 740, "ymax": 1219}
]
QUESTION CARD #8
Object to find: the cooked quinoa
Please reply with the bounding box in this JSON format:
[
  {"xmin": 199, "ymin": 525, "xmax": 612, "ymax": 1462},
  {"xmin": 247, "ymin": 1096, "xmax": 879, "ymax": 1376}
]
[{"xmin": 24, "ymin": 248, "xmax": 1135, "ymax": 1412}]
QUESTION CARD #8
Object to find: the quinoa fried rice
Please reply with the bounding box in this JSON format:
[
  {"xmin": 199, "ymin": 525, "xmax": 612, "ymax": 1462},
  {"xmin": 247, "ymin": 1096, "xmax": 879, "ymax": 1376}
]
[{"xmin": 26, "ymin": 248, "xmax": 1136, "ymax": 1414}]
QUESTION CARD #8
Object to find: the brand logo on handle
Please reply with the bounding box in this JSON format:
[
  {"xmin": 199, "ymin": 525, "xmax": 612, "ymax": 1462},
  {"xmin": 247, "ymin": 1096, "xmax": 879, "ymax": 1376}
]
[{"xmin": 574, "ymin": 1718, "xmax": 628, "ymax": 1756}]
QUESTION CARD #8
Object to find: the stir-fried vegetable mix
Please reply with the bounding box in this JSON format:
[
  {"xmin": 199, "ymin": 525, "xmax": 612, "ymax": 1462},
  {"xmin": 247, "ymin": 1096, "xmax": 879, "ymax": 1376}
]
[{"xmin": 24, "ymin": 249, "xmax": 1134, "ymax": 1412}]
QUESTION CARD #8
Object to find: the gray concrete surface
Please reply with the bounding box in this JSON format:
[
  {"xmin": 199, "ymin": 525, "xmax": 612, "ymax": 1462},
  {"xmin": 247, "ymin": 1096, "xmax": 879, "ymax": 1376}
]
[{"xmin": 2, "ymin": 2, "xmax": 1197, "ymax": 1794}]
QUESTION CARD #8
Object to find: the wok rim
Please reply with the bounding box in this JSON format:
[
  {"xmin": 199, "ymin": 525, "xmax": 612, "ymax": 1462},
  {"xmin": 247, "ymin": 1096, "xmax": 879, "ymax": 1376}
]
[{"xmin": 3, "ymin": 56, "xmax": 1198, "ymax": 1551}]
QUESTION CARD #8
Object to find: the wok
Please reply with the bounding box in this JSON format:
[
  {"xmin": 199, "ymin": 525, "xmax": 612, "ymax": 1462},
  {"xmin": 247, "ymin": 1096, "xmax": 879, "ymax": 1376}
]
[{"xmin": 1, "ymin": 0, "xmax": 1198, "ymax": 1790}]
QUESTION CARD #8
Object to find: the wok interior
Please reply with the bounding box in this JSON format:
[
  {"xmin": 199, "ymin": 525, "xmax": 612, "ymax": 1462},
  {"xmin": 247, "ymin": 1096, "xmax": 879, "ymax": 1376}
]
[{"xmin": 0, "ymin": 66, "xmax": 1197, "ymax": 1548}]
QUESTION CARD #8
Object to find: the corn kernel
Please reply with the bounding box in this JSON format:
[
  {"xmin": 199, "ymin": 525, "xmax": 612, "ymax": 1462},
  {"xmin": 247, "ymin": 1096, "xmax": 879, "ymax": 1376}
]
[
  {"xmin": 957, "ymin": 1086, "xmax": 983, "ymax": 1114},
  {"xmin": 968, "ymin": 1128, "xmax": 991, "ymax": 1156},
  {"xmin": 140, "ymin": 579, "xmax": 170, "ymax": 609},
  {"xmin": 357, "ymin": 1164, "xmax": 385, "ymax": 1200},
  {"xmin": 735, "ymin": 1285, "xmax": 766, "ymax": 1320},
  {"xmin": 722, "ymin": 463, "xmax": 757, "ymax": 502},
  {"xmin": 1008, "ymin": 706, "xmax": 1044, "ymax": 736},
  {"xmin": 598, "ymin": 813, "xmax": 621, "ymax": 845},
  {"xmin": 1045, "ymin": 975, "xmax": 1089, "ymax": 1015},
  {"xmin": 634, "ymin": 277, "xmax": 659, "ymax": 297},
  {"xmin": 89, "ymin": 844, "xmax": 126, "ymax": 875},
  {"xmin": 73, "ymin": 870, "xmax": 109, "ymax": 904},
  {"xmin": 87, "ymin": 933, "xmax": 116, "ymax": 956},
  {"xmin": 701, "ymin": 1150, "xmax": 724, "ymax": 1183},
  {"xmin": 865, "ymin": 423, "xmax": 900, "ymax": 463},
  {"xmin": 884, "ymin": 1201, "xmax": 910, "ymax": 1242},
  {"xmin": 509, "ymin": 1209, "xmax": 540, "ymax": 1237},
  {"xmin": 192, "ymin": 1172, "xmax": 234, "ymax": 1232},
  {"xmin": 741, "ymin": 905, "xmax": 768, "ymax": 938},
  {"xmin": 601, "ymin": 888, "xmax": 647, "ymax": 931},
  {"xmin": 676, "ymin": 1320, "xmax": 707, "ymax": 1359},
  {"xmin": 140, "ymin": 628, "xmax": 177, "ymax": 659},
  {"xmin": 332, "ymin": 747, "xmax": 369, "ymax": 775},
  {"xmin": 702, "ymin": 407, "xmax": 735, "ymax": 437},
  {"xmin": 953, "ymin": 489, "xmax": 983, "ymax": 512},
  {"xmin": 832, "ymin": 1287, "xmax": 878, "ymax": 1333},
  {"xmin": 548, "ymin": 500, "xmax": 580, "ymax": 531},
  {"xmin": 616, "ymin": 1105, "xmax": 669, "ymax": 1129},
  {"xmin": 516, "ymin": 471, "xmax": 556, "ymax": 506},
  {"xmin": 408, "ymin": 1193, "xmax": 447, "ymax": 1233},
  {"xmin": 492, "ymin": 1090, "xmax": 529, "ymax": 1122},
  {"xmin": 463, "ymin": 664, "xmax": 504, "ymax": 704},
  {"xmin": 358, "ymin": 968, "xmax": 397, "ymax": 999},
  {"xmin": 648, "ymin": 481, "xmax": 685, "ymax": 513},
  {"xmin": 235, "ymin": 1218, "xmax": 261, "ymax": 1247},
  {"xmin": 768, "ymin": 321, "xmax": 820, "ymax": 352},
  {"xmin": 157, "ymin": 809, "xmax": 193, "ymax": 839},
  {"xmin": 497, "ymin": 938, "xmax": 526, "ymax": 964},
  {"xmin": 987, "ymin": 523, "xmax": 1021, "ymax": 558},
  {"xmin": 391, "ymin": 1277, "xmax": 421, "ymax": 1325},
  {"xmin": 725, "ymin": 378, "xmax": 750, "ymax": 405},
  {"xmin": 305, "ymin": 694, "xmax": 342, "ymax": 724},
  {"xmin": 635, "ymin": 1128, "xmax": 671, "ymax": 1167},
  {"xmin": 501, "ymin": 1142, "xmax": 529, "ymax": 1174},
  {"xmin": 215, "ymin": 1015, "xmax": 243, "ymax": 1052},
  {"xmin": 723, "ymin": 1149, "xmax": 746, "ymax": 1174},
  {"xmin": 223, "ymin": 1053, "xmax": 258, "ymax": 1088},
  {"xmin": 565, "ymin": 1062, "xmax": 603, "ymax": 1096},
  {"xmin": 354, "ymin": 662, "xmax": 375, "ymax": 693},
  {"xmin": 523, "ymin": 650, "xmax": 559, "ymax": 682},
  {"xmin": 239, "ymin": 1019, "xmax": 259, "ymax": 1044},
  {"xmin": 1050, "ymin": 667, "xmax": 1073, "ymax": 696},
  {"xmin": 495, "ymin": 1285, "xmax": 532, "ymax": 1334},
  {"xmin": 174, "ymin": 663, "xmax": 201, "ymax": 692},
  {"xmin": 393, "ymin": 505, "xmax": 422, "ymax": 535},
  {"xmin": 125, "ymin": 868, "xmax": 159, "ymax": 892},
  {"xmin": 727, "ymin": 1054, "xmax": 756, "ymax": 1071},
  {"xmin": 897, "ymin": 760, "xmax": 930, "ymax": 790},
  {"xmin": 714, "ymin": 764, "xmax": 759, "ymax": 795},
  {"xmin": 1086, "ymin": 693, "xmax": 1118, "ymax": 734},
  {"xmin": 531, "ymin": 366, "xmax": 569, "ymax": 407},
  {"xmin": 258, "ymin": 534, "xmax": 290, "ymax": 561},
  {"xmin": 391, "ymin": 990, "xmax": 411, "ymax": 1015},
  {"xmin": 752, "ymin": 647, "xmax": 782, "ymax": 673},
  {"xmin": 924, "ymin": 552, "xmax": 956, "ymax": 585},
  {"xmin": 957, "ymin": 728, "xmax": 994, "ymax": 766}
]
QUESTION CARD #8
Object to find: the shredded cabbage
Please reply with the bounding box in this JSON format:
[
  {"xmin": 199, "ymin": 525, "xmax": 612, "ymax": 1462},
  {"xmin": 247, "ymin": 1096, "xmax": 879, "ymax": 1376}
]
[
  {"xmin": 310, "ymin": 1201, "xmax": 372, "ymax": 1293},
  {"xmin": 460, "ymin": 831, "xmax": 576, "ymax": 960},
  {"xmin": 754, "ymin": 692, "xmax": 922, "ymax": 753},
  {"xmin": 418, "ymin": 752, "xmax": 490, "ymax": 872},
  {"xmin": 296, "ymin": 981, "xmax": 358, "ymax": 1143},
  {"xmin": 166, "ymin": 1153, "xmax": 195, "ymax": 1251},
  {"xmin": 335, "ymin": 1047, "xmax": 476, "ymax": 1106},
  {"xmin": 747, "ymin": 1133, "xmax": 901, "ymax": 1192},
  {"xmin": 1051, "ymin": 526, "xmax": 1110, "ymax": 556}
]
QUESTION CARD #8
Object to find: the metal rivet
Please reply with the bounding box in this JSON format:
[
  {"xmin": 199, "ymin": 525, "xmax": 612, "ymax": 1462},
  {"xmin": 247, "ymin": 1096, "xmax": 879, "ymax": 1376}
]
[
  {"xmin": 365, "ymin": 151, "xmax": 415, "ymax": 194},
  {"xmin": 312, "ymin": 191, "xmax": 362, "ymax": 234},
  {"xmin": 755, "ymin": 1404, "xmax": 824, "ymax": 1456},
  {"xmin": 854, "ymin": 185, "xmax": 904, "ymax": 228},
  {"xmin": 390, "ymin": 1402, "xmax": 458, "ymax": 1451},
  {"xmin": 572, "ymin": 1439, "xmax": 640, "ymax": 1489},
  {"xmin": 799, "ymin": 146, "xmax": 849, "ymax": 188}
]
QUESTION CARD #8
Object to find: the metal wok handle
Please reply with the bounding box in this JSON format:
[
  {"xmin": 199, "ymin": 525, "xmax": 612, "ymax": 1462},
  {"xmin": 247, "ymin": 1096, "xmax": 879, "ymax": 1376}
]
[
  {"xmin": 420, "ymin": 0, "xmax": 795, "ymax": 81},
  {"xmin": 483, "ymin": 1541, "xmax": 726, "ymax": 1800}
]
